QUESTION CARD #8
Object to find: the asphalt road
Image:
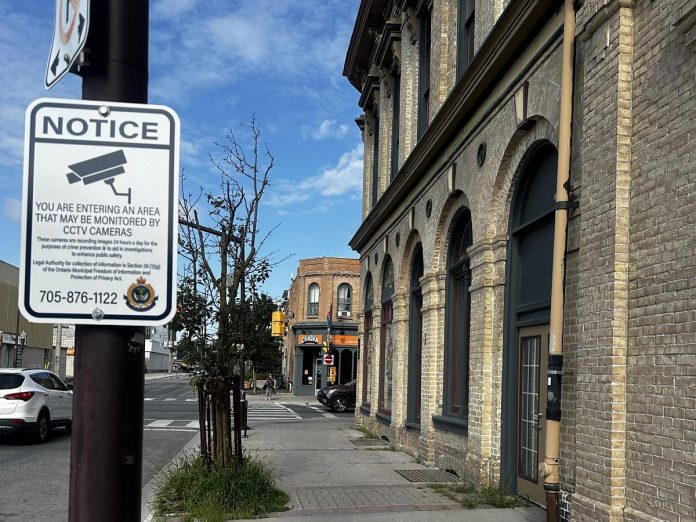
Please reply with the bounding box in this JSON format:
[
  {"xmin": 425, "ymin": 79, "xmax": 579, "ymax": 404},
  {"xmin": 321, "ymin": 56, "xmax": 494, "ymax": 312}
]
[{"xmin": 0, "ymin": 374, "xmax": 198, "ymax": 522}]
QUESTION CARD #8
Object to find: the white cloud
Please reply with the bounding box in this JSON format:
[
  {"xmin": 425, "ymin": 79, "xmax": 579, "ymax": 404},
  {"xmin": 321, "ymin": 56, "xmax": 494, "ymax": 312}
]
[
  {"xmin": 265, "ymin": 144, "xmax": 363, "ymax": 208},
  {"xmin": 148, "ymin": 0, "xmax": 357, "ymax": 104},
  {"xmin": 3, "ymin": 198, "xmax": 21, "ymax": 224},
  {"xmin": 301, "ymin": 144, "xmax": 363, "ymax": 196},
  {"xmin": 0, "ymin": 5, "xmax": 80, "ymax": 174},
  {"xmin": 308, "ymin": 120, "xmax": 350, "ymax": 141}
]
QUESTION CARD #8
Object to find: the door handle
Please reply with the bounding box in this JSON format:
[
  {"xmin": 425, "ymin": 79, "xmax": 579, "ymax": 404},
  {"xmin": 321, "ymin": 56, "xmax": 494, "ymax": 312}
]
[{"xmin": 535, "ymin": 412, "xmax": 543, "ymax": 431}]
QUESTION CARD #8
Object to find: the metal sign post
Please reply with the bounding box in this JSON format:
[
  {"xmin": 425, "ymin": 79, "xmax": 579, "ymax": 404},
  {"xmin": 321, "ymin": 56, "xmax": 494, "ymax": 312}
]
[{"xmin": 58, "ymin": 1, "xmax": 153, "ymax": 520}]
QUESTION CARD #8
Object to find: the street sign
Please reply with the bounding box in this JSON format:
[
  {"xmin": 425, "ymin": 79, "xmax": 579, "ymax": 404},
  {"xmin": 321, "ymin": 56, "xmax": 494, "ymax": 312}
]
[
  {"xmin": 324, "ymin": 354, "xmax": 334, "ymax": 365},
  {"xmin": 19, "ymin": 98, "xmax": 180, "ymax": 325},
  {"xmin": 45, "ymin": 0, "xmax": 90, "ymax": 89}
]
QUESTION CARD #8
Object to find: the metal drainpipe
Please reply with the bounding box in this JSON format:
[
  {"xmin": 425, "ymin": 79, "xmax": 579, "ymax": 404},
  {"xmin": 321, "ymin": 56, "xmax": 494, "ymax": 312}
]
[{"xmin": 543, "ymin": 0, "xmax": 576, "ymax": 520}]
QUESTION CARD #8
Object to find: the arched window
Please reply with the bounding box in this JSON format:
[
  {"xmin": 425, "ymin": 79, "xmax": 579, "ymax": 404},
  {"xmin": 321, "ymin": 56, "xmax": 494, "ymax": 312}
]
[
  {"xmin": 362, "ymin": 274, "xmax": 374, "ymax": 406},
  {"xmin": 407, "ymin": 244, "xmax": 424, "ymax": 427},
  {"xmin": 501, "ymin": 143, "xmax": 557, "ymax": 500},
  {"xmin": 307, "ymin": 283, "xmax": 319, "ymax": 317},
  {"xmin": 379, "ymin": 257, "xmax": 395, "ymax": 417},
  {"xmin": 337, "ymin": 284, "xmax": 353, "ymax": 317},
  {"xmin": 436, "ymin": 209, "xmax": 472, "ymax": 433}
]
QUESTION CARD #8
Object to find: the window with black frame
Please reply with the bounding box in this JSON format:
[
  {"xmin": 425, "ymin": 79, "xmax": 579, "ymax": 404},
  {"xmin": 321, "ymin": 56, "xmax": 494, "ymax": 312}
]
[
  {"xmin": 433, "ymin": 209, "xmax": 472, "ymax": 434},
  {"xmin": 390, "ymin": 71, "xmax": 401, "ymax": 182},
  {"xmin": 417, "ymin": 8, "xmax": 431, "ymax": 140},
  {"xmin": 307, "ymin": 283, "xmax": 319, "ymax": 317},
  {"xmin": 362, "ymin": 274, "xmax": 374, "ymax": 407},
  {"xmin": 407, "ymin": 244, "xmax": 424, "ymax": 427},
  {"xmin": 371, "ymin": 114, "xmax": 380, "ymax": 208},
  {"xmin": 378, "ymin": 257, "xmax": 395, "ymax": 419},
  {"xmin": 457, "ymin": 0, "xmax": 475, "ymax": 80}
]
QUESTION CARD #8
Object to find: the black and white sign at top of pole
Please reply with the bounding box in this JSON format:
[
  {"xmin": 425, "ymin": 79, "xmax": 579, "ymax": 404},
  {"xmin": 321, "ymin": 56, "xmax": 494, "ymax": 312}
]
[
  {"xmin": 19, "ymin": 98, "xmax": 180, "ymax": 326},
  {"xmin": 45, "ymin": 0, "xmax": 90, "ymax": 89}
]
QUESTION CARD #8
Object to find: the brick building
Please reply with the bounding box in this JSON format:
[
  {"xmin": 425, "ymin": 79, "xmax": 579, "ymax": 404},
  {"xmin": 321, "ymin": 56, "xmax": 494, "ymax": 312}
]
[
  {"xmin": 280, "ymin": 257, "xmax": 361, "ymax": 396},
  {"xmin": 0, "ymin": 260, "xmax": 54, "ymax": 370},
  {"xmin": 344, "ymin": 0, "xmax": 696, "ymax": 520}
]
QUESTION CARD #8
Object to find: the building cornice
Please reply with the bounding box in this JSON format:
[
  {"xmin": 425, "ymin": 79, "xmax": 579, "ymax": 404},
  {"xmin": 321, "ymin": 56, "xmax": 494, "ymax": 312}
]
[
  {"xmin": 374, "ymin": 22, "xmax": 402, "ymax": 70},
  {"xmin": 348, "ymin": 0, "xmax": 563, "ymax": 252},
  {"xmin": 358, "ymin": 75, "xmax": 381, "ymax": 111},
  {"xmin": 344, "ymin": 0, "xmax": 389, "ymax": 90}
]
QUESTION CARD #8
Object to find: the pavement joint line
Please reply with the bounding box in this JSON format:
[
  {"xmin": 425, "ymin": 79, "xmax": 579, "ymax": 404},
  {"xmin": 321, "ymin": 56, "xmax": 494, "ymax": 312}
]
[
  {"xmin": 275, "ymin": 503, "xmax": 462, "ymax": 517},
  {"xmin": 143, "ymin": 428, "xmax": 198, "ymax": 433},
  {"xmin": 287, "ymin": 484, "xmax": 441, "ymax": 491}
]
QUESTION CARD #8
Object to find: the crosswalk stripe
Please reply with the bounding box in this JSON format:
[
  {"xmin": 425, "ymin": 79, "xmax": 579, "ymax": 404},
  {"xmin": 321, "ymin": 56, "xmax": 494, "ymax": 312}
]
[
  {"xmin": 142, "ymin": 404, "xmax": 303, "ymax": 431},
  {"xmin": 143, "ymin": 397, "xmax": 196, "ymax": 402},
  {"xmin": 146, "ymin": 420, "xmax": 174, "ymax": 427},
  {"xmin": 246, "ymin": 403, "xmax": 302, "ymax": 423}
]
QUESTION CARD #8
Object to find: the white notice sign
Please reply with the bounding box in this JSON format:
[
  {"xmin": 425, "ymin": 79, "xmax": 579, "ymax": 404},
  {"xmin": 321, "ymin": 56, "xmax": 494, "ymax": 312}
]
[{"xmin": 19, "ymin": 98, "xmax": 179, "ymax": 326}]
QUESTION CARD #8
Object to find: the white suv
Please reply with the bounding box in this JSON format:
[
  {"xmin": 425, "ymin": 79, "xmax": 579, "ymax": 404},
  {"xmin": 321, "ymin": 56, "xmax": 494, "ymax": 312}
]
[{"xmin": 0, "ymin": 369, "xmax": 73, "ymax": 443}]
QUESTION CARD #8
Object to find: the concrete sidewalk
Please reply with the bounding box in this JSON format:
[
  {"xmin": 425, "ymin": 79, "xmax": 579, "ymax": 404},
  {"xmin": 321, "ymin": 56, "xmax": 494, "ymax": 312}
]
[{"xmin": 239, "ymin": 410, "xmax": 546, "ymax": 521}]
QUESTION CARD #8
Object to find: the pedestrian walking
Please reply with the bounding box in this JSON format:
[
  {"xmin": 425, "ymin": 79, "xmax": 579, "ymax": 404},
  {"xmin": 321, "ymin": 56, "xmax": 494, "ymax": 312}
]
[{"xmin": 264, "ymin": 374, "xmax": 275, "ymax": 401}]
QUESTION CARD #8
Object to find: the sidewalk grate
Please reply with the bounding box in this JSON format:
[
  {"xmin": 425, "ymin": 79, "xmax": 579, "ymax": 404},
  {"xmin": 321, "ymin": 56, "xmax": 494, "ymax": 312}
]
[
  {"xmin": 395, "ymin": 469, "xmax": 461, "ymax": 483},
  {"xmin": 350, "ymin": 438, "xmax": 389, "ymax": 447}
]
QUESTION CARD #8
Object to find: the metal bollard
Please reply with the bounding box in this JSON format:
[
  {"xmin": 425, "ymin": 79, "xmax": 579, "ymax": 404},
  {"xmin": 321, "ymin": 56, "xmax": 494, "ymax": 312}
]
[{"xmin": 241, "ymin": 399, "xmax": 248, "ymax": 438}]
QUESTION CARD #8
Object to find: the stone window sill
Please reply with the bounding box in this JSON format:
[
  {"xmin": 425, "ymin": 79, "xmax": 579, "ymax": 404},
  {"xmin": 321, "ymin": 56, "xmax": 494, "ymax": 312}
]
[
  {"xmin": 432, "ymin": 414, "xmax": 468, "ymax": 436},
  {"xmin": 405, "ymin": 422, "xmax": 421, "ymax": 432},
  {"xmin": 376, "ymin": 411, "xmax": 392, "ymax": 425}
]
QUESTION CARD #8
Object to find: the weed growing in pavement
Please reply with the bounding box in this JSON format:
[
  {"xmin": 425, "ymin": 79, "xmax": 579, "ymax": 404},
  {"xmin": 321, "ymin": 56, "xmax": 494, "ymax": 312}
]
[
  {"xmin": 356, "ymin": 425, "xmax": 380, "ymax": 439},
  {"xmin": 152, "ymin": 450, "xmax": 288, "ymax": 521},
  {"xmin": 428, "ymin": 482, "xmax": 521, "ymax": 509}
]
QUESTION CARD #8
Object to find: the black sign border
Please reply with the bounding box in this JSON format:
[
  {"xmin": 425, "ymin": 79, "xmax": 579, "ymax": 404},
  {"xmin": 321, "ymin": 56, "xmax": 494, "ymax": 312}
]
[{"xmin": 23, "ymin": 100, "xmax": 177, "ymax": 324}]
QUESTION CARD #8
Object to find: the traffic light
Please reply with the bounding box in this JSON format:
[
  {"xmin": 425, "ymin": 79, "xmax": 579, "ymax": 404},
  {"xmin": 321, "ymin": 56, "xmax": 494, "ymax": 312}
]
[{"xmin": 271, "ymin": 311, "xmax": 285, "ymax": 337}]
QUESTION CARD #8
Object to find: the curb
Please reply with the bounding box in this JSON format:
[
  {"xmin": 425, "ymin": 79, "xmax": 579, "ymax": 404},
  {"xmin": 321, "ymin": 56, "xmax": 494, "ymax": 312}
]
[{"xmin": 141, "ymin": 432, "xmax": 200, "ymax": 521}]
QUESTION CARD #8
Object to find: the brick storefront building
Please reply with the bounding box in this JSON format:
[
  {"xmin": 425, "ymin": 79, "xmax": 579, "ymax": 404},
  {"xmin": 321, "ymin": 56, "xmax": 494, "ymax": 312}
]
[
  {"xmin": 280, "ymin": 257, "xmax": 360, "ymax": 396},
  {"xmin": 345, "ymin": 0, "xmax": 696, "ymax": 520}
]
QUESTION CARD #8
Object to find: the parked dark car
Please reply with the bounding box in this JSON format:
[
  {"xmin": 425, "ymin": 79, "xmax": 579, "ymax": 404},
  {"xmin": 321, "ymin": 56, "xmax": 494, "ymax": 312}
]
[{"xmin": 317, "ymin": 379, "xmax": 356, "ymax": 413}]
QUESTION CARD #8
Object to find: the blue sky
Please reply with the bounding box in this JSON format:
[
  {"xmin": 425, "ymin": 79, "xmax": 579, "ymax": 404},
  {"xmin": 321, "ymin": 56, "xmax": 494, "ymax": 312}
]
[{"xmin": 0, "ymin": 0, "xmax": 362, "ymax": 301}]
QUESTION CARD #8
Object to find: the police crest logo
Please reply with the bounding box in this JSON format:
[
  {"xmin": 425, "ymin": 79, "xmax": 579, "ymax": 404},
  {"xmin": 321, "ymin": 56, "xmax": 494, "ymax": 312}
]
[{"xmin": 124, "ymin": 276, "xmax": 158, "ymax": 311}]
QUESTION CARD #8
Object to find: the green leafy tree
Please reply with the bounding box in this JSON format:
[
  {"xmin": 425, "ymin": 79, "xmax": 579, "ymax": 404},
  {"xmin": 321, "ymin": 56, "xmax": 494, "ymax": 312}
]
[{"xmin": 225, "ymin": 292, "xmax": 282, "ymax": 384}]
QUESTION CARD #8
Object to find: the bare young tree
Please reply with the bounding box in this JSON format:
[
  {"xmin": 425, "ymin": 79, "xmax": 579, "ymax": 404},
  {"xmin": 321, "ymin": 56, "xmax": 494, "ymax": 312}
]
[{"xmin": 176, "ymin": 117, "xmax": 278, "ymax": 467}]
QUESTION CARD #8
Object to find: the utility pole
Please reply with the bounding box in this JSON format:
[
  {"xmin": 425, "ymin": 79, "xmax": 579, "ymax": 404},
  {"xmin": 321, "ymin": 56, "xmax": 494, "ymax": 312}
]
[
  {"xmin": 55, "ymin": 324, "xmax": 62, "ymax": 379},
  {"xmin": 68, "ymin": 1, "xmax": 149, "ymax": 521}
]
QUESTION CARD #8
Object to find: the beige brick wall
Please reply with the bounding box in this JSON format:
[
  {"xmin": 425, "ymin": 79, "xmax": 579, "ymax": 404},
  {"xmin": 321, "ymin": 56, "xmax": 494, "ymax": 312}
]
[
  {"xmin": 401, "ymin": 7, "xmax": 421, "ymax": 162},
  {"xmin": 350, "ymin": 0, "xmax": 696, "ymax": 519},
  {"xmin": 354, "ymin": 5, "xmax": 568, "ymax": 489},
  {"xmin": 624, "ymin": 0, "xmax": 696, "ymax": 520}
]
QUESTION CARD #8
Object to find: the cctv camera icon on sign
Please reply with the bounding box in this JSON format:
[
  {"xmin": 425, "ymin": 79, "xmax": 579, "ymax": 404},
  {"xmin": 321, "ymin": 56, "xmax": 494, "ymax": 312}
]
[{"xmin": 66, "ymin": 150, "xmax": 132, "ymax": 204}]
